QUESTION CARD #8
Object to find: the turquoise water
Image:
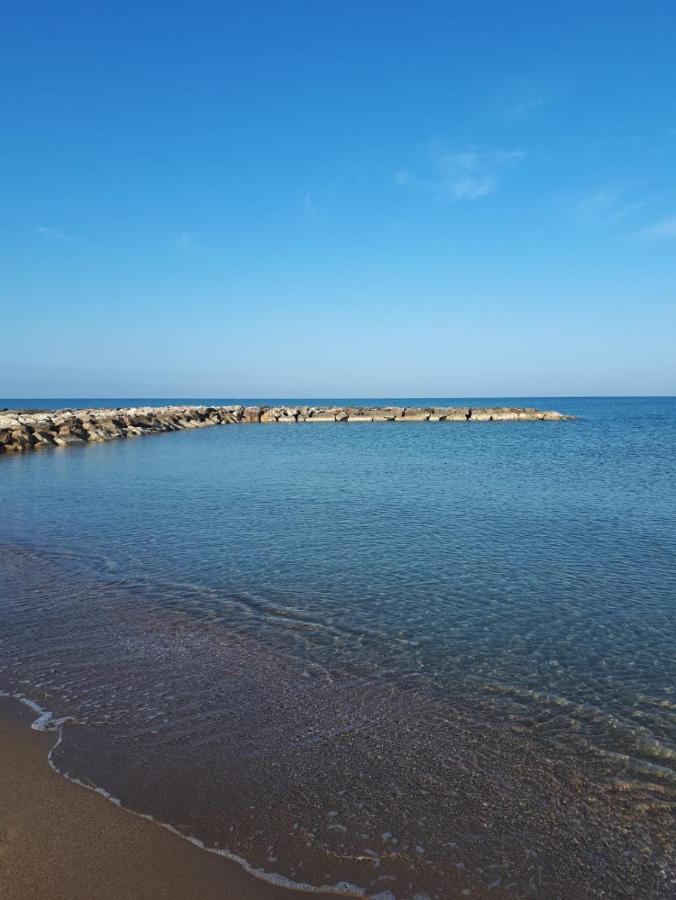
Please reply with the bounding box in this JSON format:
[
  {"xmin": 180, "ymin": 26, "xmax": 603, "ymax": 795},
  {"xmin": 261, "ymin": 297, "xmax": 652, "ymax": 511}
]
[{"xmin": 1, "ymin": 398, "xmax": 674, "ymax": 897}]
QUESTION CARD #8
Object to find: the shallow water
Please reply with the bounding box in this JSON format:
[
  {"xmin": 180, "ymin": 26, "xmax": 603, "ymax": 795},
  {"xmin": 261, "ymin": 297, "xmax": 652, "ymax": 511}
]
[{"xmin": 1, "ymin": 398, "xmax": 674, "ymax": 897}]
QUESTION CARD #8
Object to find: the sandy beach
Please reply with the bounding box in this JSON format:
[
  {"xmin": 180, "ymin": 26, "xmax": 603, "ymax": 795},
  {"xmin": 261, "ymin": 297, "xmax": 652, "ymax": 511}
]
[
  {"xmin": 3, "ymin": 0, "xmax": 674, "ymax": 895},
  {"xmin": 0, "ymin": 698, "xmax": 343, "ymax": 900}
]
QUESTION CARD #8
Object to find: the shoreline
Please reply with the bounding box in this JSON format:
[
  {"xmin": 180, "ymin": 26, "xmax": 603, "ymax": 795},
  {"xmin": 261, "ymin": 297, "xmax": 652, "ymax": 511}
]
[
  {"xmin": 0, "ymin": 520, "xmax": 668, "ymax": 900},
  {"xmin": 0, "ymin": 403, "xmax": 573, "ymax": 454},
  {"xmin": 0, "ymin": 695, "xmax": 352, "ymax": 900}
]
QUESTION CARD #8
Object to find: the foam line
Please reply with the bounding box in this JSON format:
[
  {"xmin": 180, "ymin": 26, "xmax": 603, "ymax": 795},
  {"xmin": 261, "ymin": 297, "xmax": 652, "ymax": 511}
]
[{"xmin": 0, "ymin": 691, "xmax": 365, "ymax": 897}]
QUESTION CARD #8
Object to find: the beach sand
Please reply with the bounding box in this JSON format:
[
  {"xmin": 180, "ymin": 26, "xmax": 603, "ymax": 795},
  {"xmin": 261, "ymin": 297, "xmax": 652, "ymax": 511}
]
[{"xmin": 0, "ymin": 697, "xmax": 342, "ymax": 900}]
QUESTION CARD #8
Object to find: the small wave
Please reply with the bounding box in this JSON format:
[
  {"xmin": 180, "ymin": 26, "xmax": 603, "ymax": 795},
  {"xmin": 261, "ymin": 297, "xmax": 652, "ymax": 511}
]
[
  {"xmin": 475, "ymin": 678, "xmax": 676, "ymax": 783},
  {"xmin": 0, "ymin": 691, "xmax": 365, "ymax": 897},
  {"xmin": 0, "ymin": 690, "xmax": 74, "ymax": 731}
]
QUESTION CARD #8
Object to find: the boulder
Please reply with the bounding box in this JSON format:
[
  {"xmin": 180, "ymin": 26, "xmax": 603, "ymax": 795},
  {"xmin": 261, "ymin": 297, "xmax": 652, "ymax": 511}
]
[
  {"xmin": 310, "ymin": 407, "xmax": 342, "ymax": 419},
  {"xmin": 487, "ymin": 408, "xmax": 520, "ymax": 421},
  {"xmin": 377, "ymin": 408, "xmax": 399, "ymax": 420},
  {"xmin": 260, "ymin": 409, "xmax": 281, "ymax": 423},
  {"xmin": 435, "ymin": 408, "xmax": 470, "ymax": 421},
  {"xmin": 31, "ymin": 429, "xmax": 57, "ymax": 445},
  {"xmin": 396, "ymin": 409, "xmax": 430, "ymax": 421},
  {"xmin": 53, "ymin": 434, "xmax": 86, "ymax": 446},
  {"xmin": 127, "ymin": 414, "xmax": 152, "ymax": 427}
]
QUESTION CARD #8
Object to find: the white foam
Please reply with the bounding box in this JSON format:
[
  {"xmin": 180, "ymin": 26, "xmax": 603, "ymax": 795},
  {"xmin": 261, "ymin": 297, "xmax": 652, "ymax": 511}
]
[
  {"xmin": 0, "ymin": 690, "xmax": 72, "ymax": 731},
  {"xmin": 0, "ymin": 690, "xmax": 366, "ymax": 896}
]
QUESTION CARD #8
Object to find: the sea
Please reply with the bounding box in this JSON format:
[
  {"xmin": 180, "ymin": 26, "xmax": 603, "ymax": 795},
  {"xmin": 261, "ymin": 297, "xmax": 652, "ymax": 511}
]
[{"xmin": 1, "ymin": 397, "xmax": 674, "ymax": 898}]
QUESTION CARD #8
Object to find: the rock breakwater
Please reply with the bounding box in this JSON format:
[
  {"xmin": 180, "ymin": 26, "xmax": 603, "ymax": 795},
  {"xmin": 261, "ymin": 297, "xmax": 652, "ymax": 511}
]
[{"xmin": 0, "ymin": 404, "xmax": 573, "ymax": 454}]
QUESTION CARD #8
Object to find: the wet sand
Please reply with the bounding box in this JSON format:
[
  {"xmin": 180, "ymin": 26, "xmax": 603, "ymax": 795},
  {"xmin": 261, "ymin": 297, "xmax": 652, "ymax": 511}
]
[{"xmin": 0, "ymin": 698, "xmax": 345, "ymax": 900}]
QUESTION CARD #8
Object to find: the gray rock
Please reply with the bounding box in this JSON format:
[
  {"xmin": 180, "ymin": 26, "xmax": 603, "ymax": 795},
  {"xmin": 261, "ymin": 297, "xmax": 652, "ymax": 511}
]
[{"xmin": 0, "ymin": 403, "xmax": 573, "ymax": 453}]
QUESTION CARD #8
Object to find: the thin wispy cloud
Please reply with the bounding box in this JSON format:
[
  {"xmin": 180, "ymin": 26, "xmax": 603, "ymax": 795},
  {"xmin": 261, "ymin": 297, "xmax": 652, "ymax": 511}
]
[
  {"xmin": 577, "ymin": 190, "xmax": 647, "ymax": 225},
  {"xmin": 396, "ymin": 144, "xmax": 525, "ymax": 201},
  {"xmin": 564, "ymin": 181, "xmax": 652, "ymax": 236},
  {"xmin": 302, "ymin": 191, "xmax": 321, "ymax": 226},
  {"xmin": 610, "ymin": 200, "xmax": 647, "ymax": 222},
  {"xmin": 36, "ymin": 225, "xmax": 79, "ymax": 242},
  {"xmin": 635, "ymin": 217, "xmax": 676, "ymax": 241},
  {"xmin": 500, "ymin": 90, "xmax": 546, "ymax": 121}
]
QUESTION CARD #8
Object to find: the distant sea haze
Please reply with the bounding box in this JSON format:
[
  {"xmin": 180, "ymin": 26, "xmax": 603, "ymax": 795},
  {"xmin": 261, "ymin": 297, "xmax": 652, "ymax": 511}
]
[{"xmin": 1, "ymin": 397, "xmax": 674, "ymax": 897}]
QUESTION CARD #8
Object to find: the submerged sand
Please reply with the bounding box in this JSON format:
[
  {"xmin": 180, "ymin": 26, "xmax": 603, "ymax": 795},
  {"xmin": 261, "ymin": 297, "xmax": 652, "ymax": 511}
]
[{"xmin": 0, "ymin": 698, "xmax": 345, "ymax": 900}]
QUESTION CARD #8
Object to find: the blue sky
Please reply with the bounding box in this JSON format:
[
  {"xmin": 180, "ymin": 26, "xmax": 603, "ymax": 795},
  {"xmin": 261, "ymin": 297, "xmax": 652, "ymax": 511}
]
[{"xmin": 1, "ymin": 1, "xmax": 675, "ymax": 397}]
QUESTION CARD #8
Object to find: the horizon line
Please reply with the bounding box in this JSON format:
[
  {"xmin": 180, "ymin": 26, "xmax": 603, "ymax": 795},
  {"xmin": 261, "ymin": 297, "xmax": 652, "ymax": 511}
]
[{"xmin": 2, "ymin": 394, "xmax": 675, "ymax": 401}]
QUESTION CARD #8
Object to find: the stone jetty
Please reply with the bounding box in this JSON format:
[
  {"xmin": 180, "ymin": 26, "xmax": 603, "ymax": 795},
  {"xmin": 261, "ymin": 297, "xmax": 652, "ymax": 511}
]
[{"xmin": 0, "ymin": 404, "xmax": 573, "ymax": 454}]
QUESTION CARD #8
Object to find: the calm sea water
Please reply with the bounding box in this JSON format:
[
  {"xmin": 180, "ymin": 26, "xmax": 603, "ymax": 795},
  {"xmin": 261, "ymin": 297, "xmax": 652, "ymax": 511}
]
[{"xmin": 1, "ymin": 398, "xmax": 674, "ymax": 898}]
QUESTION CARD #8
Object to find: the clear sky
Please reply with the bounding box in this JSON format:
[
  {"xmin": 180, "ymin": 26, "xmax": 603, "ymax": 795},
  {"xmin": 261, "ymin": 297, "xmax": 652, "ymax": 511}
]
[{"xmin": 1, "ymin": 1, "xmax": 675, "ymax": 397}]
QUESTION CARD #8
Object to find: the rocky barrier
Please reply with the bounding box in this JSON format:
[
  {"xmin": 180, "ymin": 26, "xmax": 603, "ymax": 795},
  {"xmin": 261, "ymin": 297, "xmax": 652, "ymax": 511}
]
[{"xmin": 0, "ymin": 404, "xmax": 573, "ymax": 454}]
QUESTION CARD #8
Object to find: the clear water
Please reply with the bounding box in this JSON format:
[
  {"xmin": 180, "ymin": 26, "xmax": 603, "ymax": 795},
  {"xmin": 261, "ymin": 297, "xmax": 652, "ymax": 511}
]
[{"xmin": 1, "ymin": 398, "xmax": 674, "ymax": 898}]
